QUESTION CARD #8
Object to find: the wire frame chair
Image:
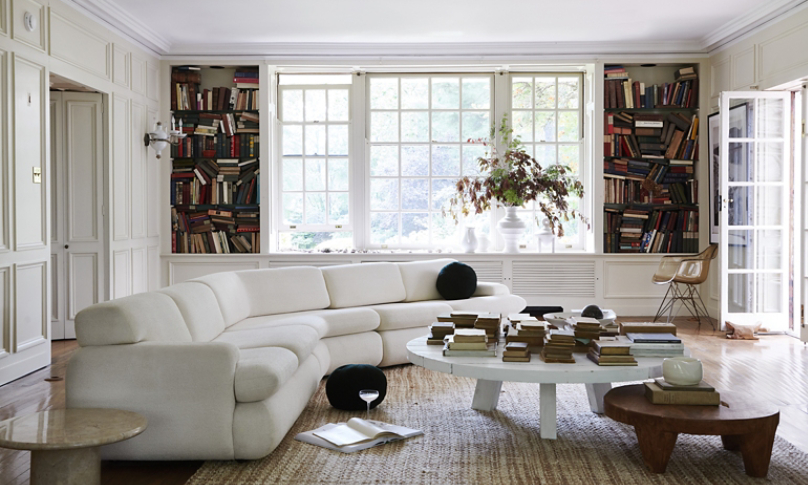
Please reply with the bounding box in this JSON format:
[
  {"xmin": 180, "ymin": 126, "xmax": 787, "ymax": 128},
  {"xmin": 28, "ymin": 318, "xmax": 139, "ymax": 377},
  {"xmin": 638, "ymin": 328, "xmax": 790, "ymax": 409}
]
[{"xmin": 652, "ymin": 244, "xmax": 718, "ymax": 330}]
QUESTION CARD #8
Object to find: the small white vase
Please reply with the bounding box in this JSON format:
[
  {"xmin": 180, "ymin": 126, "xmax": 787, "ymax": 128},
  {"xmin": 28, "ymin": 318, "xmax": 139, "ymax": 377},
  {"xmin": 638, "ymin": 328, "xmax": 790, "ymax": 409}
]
[
  {"xmin": 478, "ymin": 236, "xmax": 490, "ymax": 253},
  {"xmin": 498, "ymin": 206, "xmax": 526, "ymax": 253},
  {"xmin": 460, "ymin": 227, "xmax": 478, "ymax": 253},
  {"xmin": 662, "ymin": 357, "xmax": 703, "ymax": 386}
]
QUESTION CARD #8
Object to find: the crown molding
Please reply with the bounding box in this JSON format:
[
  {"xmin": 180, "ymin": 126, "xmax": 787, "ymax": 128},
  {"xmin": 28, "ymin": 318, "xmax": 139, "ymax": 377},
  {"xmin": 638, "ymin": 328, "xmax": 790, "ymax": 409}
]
[
  {"xmin": 62, "ymin": 0, "xmax": 171, "ymax": 55},
  {"xmin": 701, "ymin": 0, "xmax": 808, "ymax": 51},
  {"xmin": 166, "ymin": 40, "xmax": 707, "ymax": 59}
]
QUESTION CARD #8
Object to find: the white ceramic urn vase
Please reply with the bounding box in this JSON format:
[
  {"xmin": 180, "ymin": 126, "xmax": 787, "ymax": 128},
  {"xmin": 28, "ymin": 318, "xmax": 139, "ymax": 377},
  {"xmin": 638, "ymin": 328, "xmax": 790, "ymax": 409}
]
[
  {"xmin": 460, "ymin": 227, "xmax": 478, "ymax": 253},
  {"xmin": 498, "ymin": 206, "xmax": 526, "ymax": 253}
]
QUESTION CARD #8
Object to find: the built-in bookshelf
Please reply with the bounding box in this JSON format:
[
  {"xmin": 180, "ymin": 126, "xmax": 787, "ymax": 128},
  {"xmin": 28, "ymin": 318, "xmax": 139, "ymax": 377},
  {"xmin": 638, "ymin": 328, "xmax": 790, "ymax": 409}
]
[
  {"xmin": 170, "ymin": 66, "xmax": 261, "ymax": 254},
  {"xmin": 602, "ymin": 64, "xmax": 700, "ymax": 254}
]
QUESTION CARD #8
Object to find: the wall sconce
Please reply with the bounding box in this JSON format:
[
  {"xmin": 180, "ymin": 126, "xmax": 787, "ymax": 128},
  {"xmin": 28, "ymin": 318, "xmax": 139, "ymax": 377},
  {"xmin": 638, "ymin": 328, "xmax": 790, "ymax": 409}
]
[
  {"xmin": 143, "ymin": 118, "xmax": 186, "ymax": 159},
  {"xmin": 23, "ymin": 12, "xmax": 38, "ymax": 32}
]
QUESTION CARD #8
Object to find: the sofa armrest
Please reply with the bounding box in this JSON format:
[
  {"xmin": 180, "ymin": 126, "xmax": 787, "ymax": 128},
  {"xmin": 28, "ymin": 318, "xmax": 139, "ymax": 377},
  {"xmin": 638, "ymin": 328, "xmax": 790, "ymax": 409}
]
[
  {"xmin": 66, "ymin": 341, "xmax": 240, "ymax": 460},
  {"xmin": 472, "ymin": 282, "xmax": 510, "ymax": 297}
]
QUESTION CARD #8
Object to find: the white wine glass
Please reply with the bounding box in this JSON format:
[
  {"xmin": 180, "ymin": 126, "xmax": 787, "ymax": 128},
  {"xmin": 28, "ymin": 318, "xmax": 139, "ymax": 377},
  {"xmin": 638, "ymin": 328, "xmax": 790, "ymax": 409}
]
[{"xmin": 358, "ymin": 389, "xmax": 380, "ymax": 421}]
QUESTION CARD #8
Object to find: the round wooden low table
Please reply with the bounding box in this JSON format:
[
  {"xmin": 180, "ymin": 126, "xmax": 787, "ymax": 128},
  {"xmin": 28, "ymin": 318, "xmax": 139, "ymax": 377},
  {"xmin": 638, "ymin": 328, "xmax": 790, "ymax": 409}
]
[
  {"xmin": 604, "ymin": 384, "xmax": 779, "ymax": 477},
  {"xmin": 0, "ymin": 408, "xmax": 147, "ymax": 485}
]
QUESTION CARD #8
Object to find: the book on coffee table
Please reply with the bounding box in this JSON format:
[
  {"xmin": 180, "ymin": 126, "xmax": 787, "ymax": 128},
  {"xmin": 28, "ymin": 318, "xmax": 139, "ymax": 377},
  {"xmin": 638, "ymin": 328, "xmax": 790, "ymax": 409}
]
[
  {"xmin": 296, "ymin": 418, "xmax": 423, "ymax": 453},
  {"xmin": 644, "ymin": 382, "xmax": 720, "ymax": 405}
]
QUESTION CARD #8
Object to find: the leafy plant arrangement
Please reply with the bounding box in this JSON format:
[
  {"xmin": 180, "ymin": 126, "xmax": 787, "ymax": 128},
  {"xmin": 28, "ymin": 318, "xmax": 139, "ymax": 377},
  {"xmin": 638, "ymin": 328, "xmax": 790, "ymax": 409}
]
[{"xmin": 446, "ymin": 116, "xmax": 587, "ymax": 237}]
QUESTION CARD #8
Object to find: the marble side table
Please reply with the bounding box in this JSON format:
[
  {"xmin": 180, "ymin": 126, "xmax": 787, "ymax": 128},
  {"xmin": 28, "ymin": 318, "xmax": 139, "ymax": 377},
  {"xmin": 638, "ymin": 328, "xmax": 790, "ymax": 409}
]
[{"xmin": 0, "ymin": 408, "xmax": 147, "ymax": 485}]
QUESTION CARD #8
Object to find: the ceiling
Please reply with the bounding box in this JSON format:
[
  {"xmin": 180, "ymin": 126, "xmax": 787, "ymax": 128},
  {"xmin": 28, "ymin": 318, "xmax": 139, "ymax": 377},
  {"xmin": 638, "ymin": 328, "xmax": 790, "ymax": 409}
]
[{"xmin": 68, "ymin": 0, "xmax": 807, "ymax": 57}]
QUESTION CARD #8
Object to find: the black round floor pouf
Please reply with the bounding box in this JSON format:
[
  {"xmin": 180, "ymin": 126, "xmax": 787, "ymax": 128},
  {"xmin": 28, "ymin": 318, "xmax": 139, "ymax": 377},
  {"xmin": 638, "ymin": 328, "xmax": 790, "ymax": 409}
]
[
  {"xmin": 326, "ymin": 364, "xmax": 387, "ymax": 411},
  {"xmin": 436, "ymin": 261, "xmax": 477, "ymax": 300}
]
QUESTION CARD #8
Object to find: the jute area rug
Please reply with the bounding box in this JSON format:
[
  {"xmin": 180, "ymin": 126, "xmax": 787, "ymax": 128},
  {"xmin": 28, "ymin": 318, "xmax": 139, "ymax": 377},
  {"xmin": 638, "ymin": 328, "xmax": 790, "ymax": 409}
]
[{"xmin": 187, "ymin": 365, "xmax": 808, "ymax": 485}]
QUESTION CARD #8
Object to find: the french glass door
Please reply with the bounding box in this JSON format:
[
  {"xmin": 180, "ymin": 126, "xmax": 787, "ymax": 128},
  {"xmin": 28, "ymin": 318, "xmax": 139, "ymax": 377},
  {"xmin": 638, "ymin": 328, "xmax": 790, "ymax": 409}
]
[{"xmin": 720, "ymin": 91, "xmax": 792, "ymax": 332}]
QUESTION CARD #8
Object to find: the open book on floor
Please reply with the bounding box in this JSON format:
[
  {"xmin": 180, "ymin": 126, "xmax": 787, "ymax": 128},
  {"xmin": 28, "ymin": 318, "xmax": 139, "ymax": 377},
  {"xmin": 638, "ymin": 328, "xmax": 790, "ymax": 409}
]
[{"xmin": 295, "ymin": 418, "xmax": 423, "ymax": 453}]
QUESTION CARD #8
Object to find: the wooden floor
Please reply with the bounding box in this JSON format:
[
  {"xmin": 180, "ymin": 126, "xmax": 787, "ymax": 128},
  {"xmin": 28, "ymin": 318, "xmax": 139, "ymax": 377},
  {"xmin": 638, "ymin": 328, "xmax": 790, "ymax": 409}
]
[{"xmin": 1, "ymin": 317, "xmax": 807, "ymax": 485}]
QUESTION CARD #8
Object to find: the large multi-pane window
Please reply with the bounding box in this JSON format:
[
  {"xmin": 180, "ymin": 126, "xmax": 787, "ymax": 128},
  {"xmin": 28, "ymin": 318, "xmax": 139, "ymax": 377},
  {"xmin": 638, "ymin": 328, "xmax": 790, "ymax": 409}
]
[
  {"xmin": 510, "ymin": 74, "xmax": 584, "ymax": 249},
  {"xmin": 278, "ymin": 75, "xmax": 353, "ymax": 250},
  {"xmin": 367, "ymin": 75, "xmax": 494, "ymax": 248}
]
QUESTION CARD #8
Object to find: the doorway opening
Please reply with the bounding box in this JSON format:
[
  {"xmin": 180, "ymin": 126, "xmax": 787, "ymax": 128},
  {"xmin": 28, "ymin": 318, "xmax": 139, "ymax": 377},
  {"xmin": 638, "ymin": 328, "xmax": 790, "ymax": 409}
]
[{"xmin": 49, "ymin": 74, "xmax": 108, "ymax": 340}]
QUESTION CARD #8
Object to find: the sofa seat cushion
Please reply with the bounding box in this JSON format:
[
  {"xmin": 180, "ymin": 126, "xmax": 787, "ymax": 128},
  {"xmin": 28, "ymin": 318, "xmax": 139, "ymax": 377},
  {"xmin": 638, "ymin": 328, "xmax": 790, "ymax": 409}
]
[
  {"xmin": 228, "ymin": 307, "xmax": 380, "ymax": 339},
  {"xmin": 369, "ymin": 301, "xmax": 453, "ymax": 332},
  {"xmin": 445, "ymin": 294, "xmax": 527, "ymax": 315},
  {"xmin": 322, "ymin": 263, "xmax": 406, "ymax": 308},
  {"xmin": 397, "ymin": 258, "xmax": 456, "ymax": 302},
  {"xmin": 214, "ymin": 325, "xmax": 320, "ymax": 363},
  {"xmin": 235, "ymin": 347, "xmax": 299, "ymax": 403}
]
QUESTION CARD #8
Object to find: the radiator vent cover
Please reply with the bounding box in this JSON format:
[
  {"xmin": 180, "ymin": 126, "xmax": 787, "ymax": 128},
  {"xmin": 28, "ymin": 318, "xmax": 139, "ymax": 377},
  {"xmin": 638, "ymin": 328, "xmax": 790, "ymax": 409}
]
[
  {"xmin": 512, "ymin": 261, "xmax": 596, "ymax": 297},
  {"xmin": 268, "ymin": 261, "xmax": 342, "ymax": 268},
  {"xmin": 460, "ymin": 260, "xmax": 504, "ymax": 283}
]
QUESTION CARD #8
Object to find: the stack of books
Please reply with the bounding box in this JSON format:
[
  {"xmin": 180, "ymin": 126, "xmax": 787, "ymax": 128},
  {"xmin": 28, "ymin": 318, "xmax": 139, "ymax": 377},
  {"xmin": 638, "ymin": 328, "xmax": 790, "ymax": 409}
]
[
  {"xmin": 474, "ymin": 314, "xmax": 501, "ymax": 339},
  {"xmin": 427, "ymin": 322, "xmax": 454, "ymax": 345},
  {"xmin": 443, "ymin": 329, "xmax": 496, "ymax": 357},
  {"xmin": 506, "ymin": 321, "xmax": 547, "ymax": 349},
  {"xmin": 437, "ymin": 312, "xmax": 479, "ymax": 329},
  {"xmin": 587, "ymin": 340, "xmax": 637, "ymax": 366},
  {"xmin": 573, "ymin": 317, "xmax": 602, "ymax": 341},
  {"xmin": 626, "ymin": 333, "xmax": 684, "ymax": 358},
  {"xmin": 618, "ymin": 321, "xmax": 678, "ymax": 336},
  {"xmin": 502, "ymin": 342, "xmax": 530, "ymax": 363},
  {"xmin": 541, "ymin": 332, "xmax": 576, "ymax": 363},
  {"xmin": 507, "ymin": 313, "xmax": 533, "ymax": 328},
  {"xmin": 645, "ymin": 378, "xmax": 720, "ymax": 405}
]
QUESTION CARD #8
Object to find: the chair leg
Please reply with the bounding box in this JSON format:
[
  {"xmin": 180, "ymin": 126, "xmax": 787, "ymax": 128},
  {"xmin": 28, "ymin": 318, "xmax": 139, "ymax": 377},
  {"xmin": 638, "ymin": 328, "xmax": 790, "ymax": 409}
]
[
  {"xmin": 666, "ymin": 283, "xmax": 684, "ymax": 324},
  {"xmin": 653, "ymin": 284, "xmax": 675, "ymax": 323},
  {"xmin": 690, "ymin": 285, "xmax": 716, "ymax": 331}
]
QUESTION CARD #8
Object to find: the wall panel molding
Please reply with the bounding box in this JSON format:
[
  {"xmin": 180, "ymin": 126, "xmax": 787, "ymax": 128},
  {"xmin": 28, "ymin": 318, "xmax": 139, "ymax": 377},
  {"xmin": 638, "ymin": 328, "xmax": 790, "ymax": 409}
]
[
  {"xmin": 49, "ymin": 10, "xmax": 109, "ymax": 79},
  {"xmin": 146, "ymin": 62, "xmax": 158, "ymax": 102},
  {"xmin": 14, "ymin": 260, "xmax": 47, "ymax": 352},
  {"xmin": 130, "ymin": 101, "xmax": 146, "ymax": 238},
  {"xmin": 131, "ymin": 246, "xmax": 146, "ymax": 294},
  {"xmin": 11, "ymin": 0, "xmax": 45, "ymax": 51},
  {"xmin": 757, "ymin": 21, "xmax": 808, "ymax": 83},
  {"xmin": 0, "ymin": 49, "xmax": 7, "ymax": 252},
  {"xmin": 67, "ymin": 252, "xmax": 97, "ymax": 320},
  {"xmin": 603, "ymin": 260, "xmax": 669, "ymax": 299},
  {"xmin": 130, "ymin": 54, "xmax": 146, "ymax": 95},
  {"xmin": 111, "ymin": 94, "xmax": 130, "ymax": 241},
  {"xmin": 0, "ymin": 266, "xmax": 8, "ymax": 359},
  {"xmin": 0, "ymin": 0, "xmax": 7, "ymax": 36},
  {"xmin": 12, "ymin": 54, "xmax": 46, "ymax": 251},
  {"xmin": 112, "ymin": 43, "xmax": 129, "ymax": 88}
]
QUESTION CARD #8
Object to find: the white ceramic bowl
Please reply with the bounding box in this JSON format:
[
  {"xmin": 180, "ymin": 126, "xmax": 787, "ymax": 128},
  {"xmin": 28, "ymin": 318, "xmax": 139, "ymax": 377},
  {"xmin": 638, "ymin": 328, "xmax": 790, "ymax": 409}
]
[{"xmin": 662, "ymin": 357, "xmax": 703, "ymax": 386}]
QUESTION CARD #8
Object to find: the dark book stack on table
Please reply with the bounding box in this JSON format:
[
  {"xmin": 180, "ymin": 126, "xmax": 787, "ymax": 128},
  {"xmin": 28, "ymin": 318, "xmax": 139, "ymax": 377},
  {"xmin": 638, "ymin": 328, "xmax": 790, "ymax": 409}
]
[
  {"xmin": 645, "ymin": 378, "xmax": 720, "ymax": 405},
  {"xmin": 603, "ymin": 65, "xmax": 699, "ymax": 254},
  {"xmin": 506, "ymin": 320, "xmax": 546, "ymax": 350},
  {"xmin": 170, "ymin": 65, "xmax": 261, "ymax": 254},
  {"xmin": 618, "ymin": 321, "xmax": 678, "ymax": 336},
  {"xmin": 437, "ymin": 312, "xmax": 479, "ymax": 329},
  {"xmin": 427, "ymin": 322, "xmax": 454, "ymax": 345},
  {"xmin": 443, "ymin": 329, "xmax": 496, "ymax": 357},
  {"xmin": 587, "ymin": 340, "xmax": 638, "ymax": 366},
  {"xmin": 474, "ymin": 314, "xmax": 502, "ymax": 339},
  {"xmin": 502, "ymin": 342, "xmax": 530, "ymax": 363},
  {"xmin": 626, "ymin": 332, "xmax": 685, "ymax": 358},
  {"xmin": 541, "ymin": 331, "xmax": 576, "ymax": 364}
]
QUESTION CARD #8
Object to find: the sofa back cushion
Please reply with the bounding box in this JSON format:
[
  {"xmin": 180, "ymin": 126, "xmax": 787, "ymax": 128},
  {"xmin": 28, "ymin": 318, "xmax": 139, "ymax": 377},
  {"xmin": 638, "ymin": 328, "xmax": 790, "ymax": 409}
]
[
  {"xmin": 160, "ymin": 282, "xmax": 227, "ymax": 342},
  {"xmin": 237, "ymin": 267, "xmax": 331, "ymax": 317},
  {"xmin": 192, "ymin": 272, "xmax": 251, "ymax": 327},
  {"xmin": 397, "ymin": 258, "xmax": 456, "ymax": 302},
  {"xmin": 75, "ymin": 293, "xmax": 192, "ymax": 346},
  {"xmin": 321, "ymin": 263, "xmax": 406, "ymax": 308}
]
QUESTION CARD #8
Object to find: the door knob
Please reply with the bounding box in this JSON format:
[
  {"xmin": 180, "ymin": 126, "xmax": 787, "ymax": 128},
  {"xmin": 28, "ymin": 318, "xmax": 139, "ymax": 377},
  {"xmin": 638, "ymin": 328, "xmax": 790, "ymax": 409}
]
[{"xmin": 64, "ymin": 245, "xmax": 69, "ymax": 249}]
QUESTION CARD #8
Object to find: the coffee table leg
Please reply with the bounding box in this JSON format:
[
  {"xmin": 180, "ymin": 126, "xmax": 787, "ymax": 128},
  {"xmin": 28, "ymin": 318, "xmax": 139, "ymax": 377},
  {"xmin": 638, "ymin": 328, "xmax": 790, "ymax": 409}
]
[
  {"xmin": 471, "ymin": 379, "xmax": 502, "ymax": 411},
  {"xmin": 31, "ymin": 446, "xmax": 101, "ymax": 485},
  {"xmin": 634, "ymin": 425, "xmax": 678, "ymax": 473},
  {"xmin": 540, "ymin": 383, "xmax": 557, "ymax": 440},
  {"xmin": 737, "ymin": 418, "xmax": 778, "ymax": 478},
  {"xmin": 585, "ymin": 383, "xmax": 612, "ymax": 413}
]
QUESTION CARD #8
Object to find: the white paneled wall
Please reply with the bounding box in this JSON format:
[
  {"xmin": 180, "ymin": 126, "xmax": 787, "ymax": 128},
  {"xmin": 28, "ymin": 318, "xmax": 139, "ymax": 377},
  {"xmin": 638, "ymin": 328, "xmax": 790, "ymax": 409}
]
[{"xmin": 0, "ymin": 0, "xmax": 161, "ymax": 385}]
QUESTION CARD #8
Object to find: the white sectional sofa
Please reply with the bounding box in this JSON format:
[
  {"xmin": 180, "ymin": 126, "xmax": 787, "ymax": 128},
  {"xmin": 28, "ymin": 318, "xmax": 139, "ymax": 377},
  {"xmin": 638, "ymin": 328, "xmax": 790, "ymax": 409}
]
[{"xmin": 66, "ymin": 259, "xmax": 525, "ymax": 460}]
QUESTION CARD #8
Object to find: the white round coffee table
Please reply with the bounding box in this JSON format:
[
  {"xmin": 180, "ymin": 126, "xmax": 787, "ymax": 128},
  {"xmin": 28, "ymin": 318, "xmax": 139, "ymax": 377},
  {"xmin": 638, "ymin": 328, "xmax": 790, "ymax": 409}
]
[
  {"xmin": 0, "ymin": 408, "xmax": 147, "ymax": 485},
  {"xmin": 407, "ymin": 336, "xmax": 671, "ymax": 440}
]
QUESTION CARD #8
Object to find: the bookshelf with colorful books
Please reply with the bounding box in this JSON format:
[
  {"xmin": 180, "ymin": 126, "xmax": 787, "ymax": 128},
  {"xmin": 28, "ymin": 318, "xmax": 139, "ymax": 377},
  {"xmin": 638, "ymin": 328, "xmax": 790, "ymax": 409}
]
[
  {"xmin": 170, "ymin": 65, "xmax": 261, "ymax": 254},
  {"xmin": 602, "ymin": 64, "xmax": 700, "ymax": 254}
]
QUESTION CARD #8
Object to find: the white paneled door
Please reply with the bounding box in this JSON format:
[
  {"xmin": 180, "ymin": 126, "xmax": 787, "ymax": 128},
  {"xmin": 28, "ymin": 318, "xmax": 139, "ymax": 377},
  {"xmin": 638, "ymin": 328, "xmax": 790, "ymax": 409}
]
[
  {"xmin": 720, "ymin": 91, "xmax": 793, "ymax": 333},
  {"xmin": 50, "ymin": 92, "xmax": 105, "ymax": 340}
]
